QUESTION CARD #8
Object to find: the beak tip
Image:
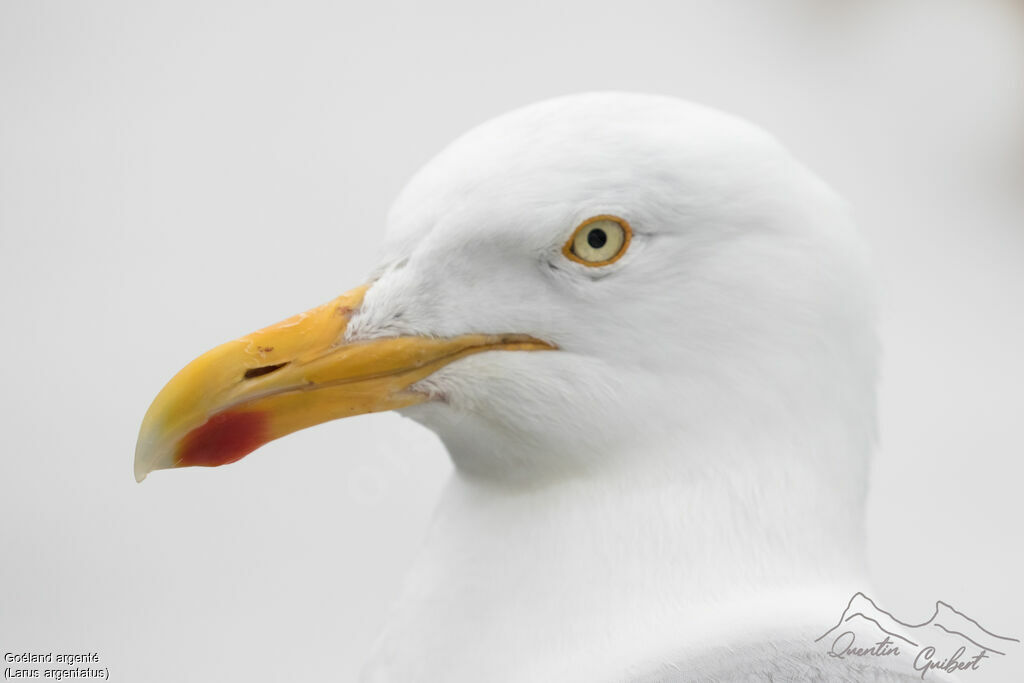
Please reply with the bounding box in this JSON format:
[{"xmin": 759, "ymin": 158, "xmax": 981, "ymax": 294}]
[
  {"xmin": 133, "ymin": 450, "xmax": 154, "ymax": 482},
  {"xmin": 134, "ymin": 454, "xmax": 174, "ymax": 482},
  {"xmin": 134, "ymin": 428, "xmax": 173, "ymax": 483}
]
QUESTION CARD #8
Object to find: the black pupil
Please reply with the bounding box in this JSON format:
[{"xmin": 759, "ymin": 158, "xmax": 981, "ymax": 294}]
[{"xmin": 587, "ymin": 228, "xmax": 608, "ymax": 249}]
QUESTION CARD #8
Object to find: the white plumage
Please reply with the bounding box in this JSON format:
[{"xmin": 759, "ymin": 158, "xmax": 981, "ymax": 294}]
[{"xmin": 339, "ymin": 93, "xmax": 908, "ymax": 680}]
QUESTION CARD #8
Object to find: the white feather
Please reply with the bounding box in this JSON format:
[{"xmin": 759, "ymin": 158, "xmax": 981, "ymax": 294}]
[{"xmin": 346, "ymin": 93, "xmax": 887, "ymax": 681}]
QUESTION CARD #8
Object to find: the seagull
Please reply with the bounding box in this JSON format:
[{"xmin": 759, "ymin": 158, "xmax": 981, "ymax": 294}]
[{"xmin": 135, "ymin": 93, "xmax": 924, "ymax": 681}]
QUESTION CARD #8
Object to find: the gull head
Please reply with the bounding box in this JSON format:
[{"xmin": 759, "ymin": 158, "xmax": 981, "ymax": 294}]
[{"xmin": 135, "ymin": 92, "xmax": 876, "ymax": 487}]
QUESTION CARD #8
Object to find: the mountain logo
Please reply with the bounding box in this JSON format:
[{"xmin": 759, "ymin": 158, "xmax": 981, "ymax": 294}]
[{"xmin": 816, "ymin": 592, "xmax": 1019, "ymax": 679}]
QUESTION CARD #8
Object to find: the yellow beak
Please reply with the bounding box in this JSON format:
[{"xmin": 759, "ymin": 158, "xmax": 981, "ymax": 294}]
[{"xmin": 134, "ymin": 284, "xmax": 554, "ymax": 482}]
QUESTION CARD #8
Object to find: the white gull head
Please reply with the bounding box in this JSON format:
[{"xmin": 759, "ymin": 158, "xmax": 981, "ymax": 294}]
[{"xmin": 346, "ymin": 93, "xmax": 879, "ymax": 681}]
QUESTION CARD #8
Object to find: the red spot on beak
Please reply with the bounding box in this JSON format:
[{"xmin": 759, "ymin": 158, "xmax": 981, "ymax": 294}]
[{"xmin": 177, "ymin": 411, "xmax": 268, "ymax": 468}]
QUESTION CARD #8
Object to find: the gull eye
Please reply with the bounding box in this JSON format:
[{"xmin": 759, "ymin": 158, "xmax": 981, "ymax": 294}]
[{"xmin": 563, "ymin": 215, "xmax": 632, "ymax": 267}]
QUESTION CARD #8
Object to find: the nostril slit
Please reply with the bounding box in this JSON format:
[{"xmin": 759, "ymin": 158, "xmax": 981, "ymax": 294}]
[{"xmin": 244, "ymin": 362, "xmax": 289, "ymax": 380}]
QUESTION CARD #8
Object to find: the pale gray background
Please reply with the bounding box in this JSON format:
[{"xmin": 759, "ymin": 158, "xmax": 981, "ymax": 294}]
[{"xmin": 1, "ymin": 1, "xmax": 1022, "ymax": 681}]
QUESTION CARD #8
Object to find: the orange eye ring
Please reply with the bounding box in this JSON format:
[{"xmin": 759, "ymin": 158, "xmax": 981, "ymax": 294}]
[{"xmin": 562, "ymin": 215, "xmax": 633, "ymax": 267}]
